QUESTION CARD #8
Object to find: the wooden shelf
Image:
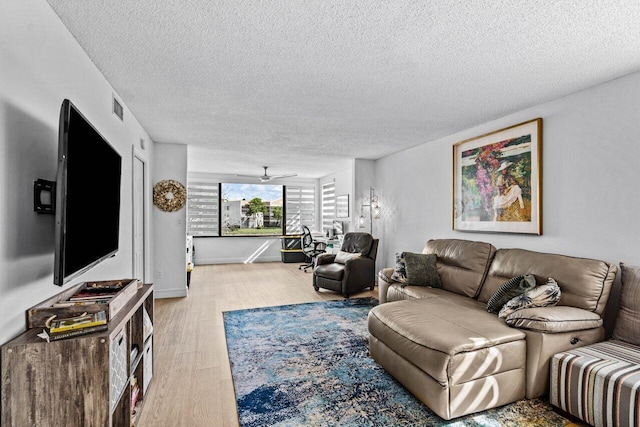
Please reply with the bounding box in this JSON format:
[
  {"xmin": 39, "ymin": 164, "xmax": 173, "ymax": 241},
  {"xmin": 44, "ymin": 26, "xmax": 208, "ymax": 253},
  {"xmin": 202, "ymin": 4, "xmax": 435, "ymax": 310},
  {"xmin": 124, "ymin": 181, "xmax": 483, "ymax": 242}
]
[{"xmin": 1, "ymin": 284, "xmax": 154, "ymax": 426}]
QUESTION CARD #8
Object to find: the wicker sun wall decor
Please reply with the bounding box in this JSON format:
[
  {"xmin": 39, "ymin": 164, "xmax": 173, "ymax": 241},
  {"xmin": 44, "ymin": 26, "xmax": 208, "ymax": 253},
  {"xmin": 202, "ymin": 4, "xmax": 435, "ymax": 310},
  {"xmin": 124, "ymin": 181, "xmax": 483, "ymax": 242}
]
[{"xmin": 153, "ymin": 179, "xmax": 187, "ymax": 212}]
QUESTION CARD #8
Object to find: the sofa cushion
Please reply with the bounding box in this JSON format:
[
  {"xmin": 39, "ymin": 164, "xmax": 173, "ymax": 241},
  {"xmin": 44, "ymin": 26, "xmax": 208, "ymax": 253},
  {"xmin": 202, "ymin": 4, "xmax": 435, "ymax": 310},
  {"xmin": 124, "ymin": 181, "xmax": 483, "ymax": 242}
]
[
  {"xmin": 498, "ymin": 279, "xmax": 561, "ymax": 318},
  {"xmin": 422, "ymin": 239, "xmax": 496, "ymax": 297},
  {"xmin": 368, "ymin": 297, "xmax": 526, "ymax": 385},
  {"xmin": 487, "ymin": 274, "xmax": 536, "ymax": 314},
  {"xmin": 402, "ymin": 252, "xmax": 442, "ymax": 288},
  {"xmin": 612, "ymin": 263, "xmax": 640, "ymax": 346},
  {"xmin": 334, "ymin": 250, "xmax": 361, "ymax": 264},
  {"xmin": 390, "ymin": 253, "xmax": 408, "ymax": 283},
  {"xmin": 313, "ymin": 263, "xmax": 344, "ymax": 281},
  {"xmin": 478, "ymin": 248, "xmax": 617, "ymax": 315},
  {"xmin": 504, "ymin": 306, "xmax": 602, "ymax": 332},
  {"xmin": 387, "ymin": 283, "xmax": 449, "ymax": 302}
]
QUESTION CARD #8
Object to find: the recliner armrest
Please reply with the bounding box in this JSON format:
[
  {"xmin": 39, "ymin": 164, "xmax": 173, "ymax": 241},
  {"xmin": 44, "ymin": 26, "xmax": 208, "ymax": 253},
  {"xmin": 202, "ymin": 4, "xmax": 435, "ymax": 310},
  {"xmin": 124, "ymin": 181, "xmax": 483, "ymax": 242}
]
[
  {"xmin": 316, "ymin": 253, "xmax": 337, "ymax": 265},
  {"xmin": 343, "ymin": 256, "xmax": 373, "ymax": 268}
]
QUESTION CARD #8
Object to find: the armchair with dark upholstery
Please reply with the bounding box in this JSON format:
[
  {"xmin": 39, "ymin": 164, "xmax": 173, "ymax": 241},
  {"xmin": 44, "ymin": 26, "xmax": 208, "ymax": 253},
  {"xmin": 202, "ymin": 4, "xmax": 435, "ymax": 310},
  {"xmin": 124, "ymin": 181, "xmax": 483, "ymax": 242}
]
[{"xmin": 312, "ymin": 232, "xmax": 378, "ymax": 298}]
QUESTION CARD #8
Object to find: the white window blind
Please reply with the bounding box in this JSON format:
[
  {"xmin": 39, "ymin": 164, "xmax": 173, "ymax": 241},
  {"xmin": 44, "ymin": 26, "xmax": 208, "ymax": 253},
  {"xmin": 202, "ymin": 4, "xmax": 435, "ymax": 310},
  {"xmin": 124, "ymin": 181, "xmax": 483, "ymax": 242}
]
[
  {"xmin": 285, "ymin": 186, "xmax": 315, "ymax": 234},
  {"xmin": 186, "ymin": 181, "xmax": 219, "ymax": 236},
  {"xmin": 322, "ymin": 182, "xmax": 336, "ymax": 232}
]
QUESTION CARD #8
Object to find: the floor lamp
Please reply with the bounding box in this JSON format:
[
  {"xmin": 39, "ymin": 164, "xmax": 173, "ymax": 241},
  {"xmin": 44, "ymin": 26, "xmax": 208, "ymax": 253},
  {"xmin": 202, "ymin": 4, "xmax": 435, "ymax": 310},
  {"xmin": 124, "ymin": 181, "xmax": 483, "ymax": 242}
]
[{"xmin": 358, "ymin": 187, "xmax": 381, "ymax": 234}]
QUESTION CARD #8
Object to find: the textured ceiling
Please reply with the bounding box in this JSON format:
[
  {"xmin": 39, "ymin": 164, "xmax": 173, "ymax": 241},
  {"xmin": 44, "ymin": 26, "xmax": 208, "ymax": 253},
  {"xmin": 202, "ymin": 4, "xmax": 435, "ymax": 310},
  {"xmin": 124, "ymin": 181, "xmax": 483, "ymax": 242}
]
[{"xmin": 46, "ymin": 1, "xmax": 640, "ymax": 179}]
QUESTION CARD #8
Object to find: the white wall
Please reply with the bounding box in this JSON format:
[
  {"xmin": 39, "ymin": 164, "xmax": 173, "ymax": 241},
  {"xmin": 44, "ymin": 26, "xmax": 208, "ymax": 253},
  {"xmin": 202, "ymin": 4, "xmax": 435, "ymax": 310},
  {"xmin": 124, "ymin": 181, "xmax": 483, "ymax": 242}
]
[
  {"xmin": 195, "ymin": 237, "xmax": 283, "ymax": 264},
  {"xmin": 0, "ymin": 1, "xmax": 154, "ymax": 344},
  {"xmin": 376, "ymin": 71, "xmax": 640, "ymax": 266},
  {"xmin": 375, "ymin": 71, "xmax": 640, "ymax": 331},
  {"xmin": 153, "ymin": 143, "xmax": 188, "ymax": 297}
]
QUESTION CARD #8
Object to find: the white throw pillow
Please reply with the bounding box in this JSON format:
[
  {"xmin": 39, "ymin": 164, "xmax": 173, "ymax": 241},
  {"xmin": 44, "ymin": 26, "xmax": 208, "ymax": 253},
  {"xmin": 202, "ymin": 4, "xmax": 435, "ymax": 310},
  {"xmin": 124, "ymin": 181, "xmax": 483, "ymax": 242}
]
[
  {"xmin": 498, "ymin": 278, "xmax": 561, "ymax": 319},
  {"xmin": 335, "ymin": 250, "xmax": 362, "ymax": 264}
]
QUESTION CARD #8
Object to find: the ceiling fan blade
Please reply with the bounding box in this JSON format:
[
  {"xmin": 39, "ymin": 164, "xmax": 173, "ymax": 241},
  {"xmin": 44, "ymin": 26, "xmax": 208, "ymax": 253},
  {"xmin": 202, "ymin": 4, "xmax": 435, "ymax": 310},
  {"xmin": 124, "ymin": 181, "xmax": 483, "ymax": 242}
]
[
  {"xmin": 269, "ymin": 173, "xmax": 298, "ymax": 179},
  {"xmin": 237, "ymin": 167, "xmax": 296, "ymax": 182}
]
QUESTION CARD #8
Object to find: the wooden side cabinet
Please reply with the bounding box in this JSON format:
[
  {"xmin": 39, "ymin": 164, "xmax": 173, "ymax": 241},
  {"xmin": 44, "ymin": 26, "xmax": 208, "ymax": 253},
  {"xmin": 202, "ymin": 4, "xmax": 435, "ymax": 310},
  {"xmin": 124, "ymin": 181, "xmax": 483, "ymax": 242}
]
[{"xmin": 1, "ymin": 284, "xmax": 154, "ymax": 427}]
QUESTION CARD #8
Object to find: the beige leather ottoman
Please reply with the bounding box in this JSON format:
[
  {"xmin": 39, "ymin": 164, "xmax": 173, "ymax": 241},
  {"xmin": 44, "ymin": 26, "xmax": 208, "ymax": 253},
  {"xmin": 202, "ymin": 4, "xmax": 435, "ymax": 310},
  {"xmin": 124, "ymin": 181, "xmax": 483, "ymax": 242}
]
[{"xmin": 368, "ymin": 295, "xmax": 527, "ymax": 420}]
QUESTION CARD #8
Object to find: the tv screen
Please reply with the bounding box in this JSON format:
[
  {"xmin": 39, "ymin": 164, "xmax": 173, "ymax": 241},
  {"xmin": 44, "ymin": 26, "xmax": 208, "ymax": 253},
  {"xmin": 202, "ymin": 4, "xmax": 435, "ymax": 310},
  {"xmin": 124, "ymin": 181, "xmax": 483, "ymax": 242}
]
[{"xmin": 54, "ymin": 99, "xmax": 122, "ymax": 286}]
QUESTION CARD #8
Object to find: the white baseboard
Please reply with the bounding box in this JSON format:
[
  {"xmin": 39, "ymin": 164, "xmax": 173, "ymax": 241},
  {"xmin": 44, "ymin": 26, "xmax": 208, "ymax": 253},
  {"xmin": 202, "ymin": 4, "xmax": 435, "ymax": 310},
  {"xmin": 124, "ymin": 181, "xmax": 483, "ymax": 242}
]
[
  {"xmin": 195, "ymin": 255, "xmax": 282, "ymax": 265},
  {"xmin": 154, "ymin": 287, "xmax": 188, "ymax": 299}
]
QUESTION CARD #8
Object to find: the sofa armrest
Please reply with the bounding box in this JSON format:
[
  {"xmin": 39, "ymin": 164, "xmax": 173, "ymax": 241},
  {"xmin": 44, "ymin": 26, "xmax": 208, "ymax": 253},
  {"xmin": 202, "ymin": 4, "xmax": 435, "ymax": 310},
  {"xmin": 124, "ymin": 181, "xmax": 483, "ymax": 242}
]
[
  {"xmin": 505, "ymin": 306, "xmax": 603, "ymax": 333},
  {"xmin": 377, "ymin": 268, "xmax": 398, "ymax": 304},
  {"xmin": 378, "ymin": 267, "xmax": 397, "ymax": 284},
  {"xmin": 316, "ymin": 253, "xmax": 337, "ymax": 266}
]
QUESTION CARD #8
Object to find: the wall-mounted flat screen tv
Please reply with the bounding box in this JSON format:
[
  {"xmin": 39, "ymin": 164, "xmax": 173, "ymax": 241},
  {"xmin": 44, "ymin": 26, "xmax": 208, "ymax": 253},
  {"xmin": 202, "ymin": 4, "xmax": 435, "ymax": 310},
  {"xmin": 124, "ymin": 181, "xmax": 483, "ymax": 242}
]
[{"xmin": 54, "ymin": 99, "xmax": 122, "ymax": 286}]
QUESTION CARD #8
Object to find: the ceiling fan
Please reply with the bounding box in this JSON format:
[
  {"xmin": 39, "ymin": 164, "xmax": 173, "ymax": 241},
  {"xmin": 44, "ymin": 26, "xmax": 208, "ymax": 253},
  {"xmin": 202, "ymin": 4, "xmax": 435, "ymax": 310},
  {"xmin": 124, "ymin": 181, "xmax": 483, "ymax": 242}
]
[{"xmin": 236, "ymin": 166, "xmax": 297, "ymax": 182}]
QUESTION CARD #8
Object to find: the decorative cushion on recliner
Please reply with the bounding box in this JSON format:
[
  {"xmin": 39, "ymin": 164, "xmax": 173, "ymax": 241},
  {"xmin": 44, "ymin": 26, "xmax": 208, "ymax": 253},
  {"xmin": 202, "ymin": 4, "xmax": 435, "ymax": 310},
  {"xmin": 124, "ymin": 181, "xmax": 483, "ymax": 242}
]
[
  {"xmin": 498, "ymin": 278, "xmax": 561, "ymax": 319},
  {"xmin": 401, "ymin": 252, "xmax": 442, "ymax": 288},
  {"xmin": 612, "ymin": 263, "xmax": 640, "ymax": 346},
  {"xmin": 487, "ymin": 274, "xmax": 536, "ymax": 314},
  {"xmin": 335, "ymin": 250, "xmax": 361, "ymax": 264},
  {"xmin": 390, "ymin": 253, "xmax": 408, "ymax": 283}
]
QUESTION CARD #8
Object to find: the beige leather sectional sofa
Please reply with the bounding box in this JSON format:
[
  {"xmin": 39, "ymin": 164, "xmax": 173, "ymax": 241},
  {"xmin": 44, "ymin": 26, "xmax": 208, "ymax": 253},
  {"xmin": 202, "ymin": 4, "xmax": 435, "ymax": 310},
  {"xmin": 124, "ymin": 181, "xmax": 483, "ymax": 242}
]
[{"xmin": 368, "ymin": 238, "xmax": 617, "ymax": 420}]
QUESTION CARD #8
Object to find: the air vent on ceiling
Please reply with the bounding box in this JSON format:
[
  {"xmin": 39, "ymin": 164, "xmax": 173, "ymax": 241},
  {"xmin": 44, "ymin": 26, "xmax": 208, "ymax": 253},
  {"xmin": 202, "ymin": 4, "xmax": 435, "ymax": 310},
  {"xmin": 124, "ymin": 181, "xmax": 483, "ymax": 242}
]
[{"xmin": 112, "ymin": 96, "xmax": 124, "ymax": 121}]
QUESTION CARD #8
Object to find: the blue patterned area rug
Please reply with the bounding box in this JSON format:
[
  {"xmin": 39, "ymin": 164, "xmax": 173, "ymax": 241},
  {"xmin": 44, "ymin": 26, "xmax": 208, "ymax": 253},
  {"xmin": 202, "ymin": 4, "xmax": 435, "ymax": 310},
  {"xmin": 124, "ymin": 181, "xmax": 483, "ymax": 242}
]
[{"xmin": 223, "ymin": 297, "xmax": 571, "ymax": 427}]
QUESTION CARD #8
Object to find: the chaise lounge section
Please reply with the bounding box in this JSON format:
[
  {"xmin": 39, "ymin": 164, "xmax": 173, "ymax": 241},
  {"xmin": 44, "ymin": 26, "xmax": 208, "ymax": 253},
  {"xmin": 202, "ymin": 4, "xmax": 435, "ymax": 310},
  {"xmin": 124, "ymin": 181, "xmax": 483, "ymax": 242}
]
[{"xmin": 368, "ymin": 238, "xmax": 617, "ymax": 420}]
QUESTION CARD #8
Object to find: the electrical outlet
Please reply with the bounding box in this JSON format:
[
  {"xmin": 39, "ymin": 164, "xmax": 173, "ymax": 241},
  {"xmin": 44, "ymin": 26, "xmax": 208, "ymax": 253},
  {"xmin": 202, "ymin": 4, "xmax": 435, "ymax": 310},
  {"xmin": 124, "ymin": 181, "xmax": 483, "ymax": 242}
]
[{"xmin": 157, "ymin": 270, "xmax": 162, "ymax": 277}]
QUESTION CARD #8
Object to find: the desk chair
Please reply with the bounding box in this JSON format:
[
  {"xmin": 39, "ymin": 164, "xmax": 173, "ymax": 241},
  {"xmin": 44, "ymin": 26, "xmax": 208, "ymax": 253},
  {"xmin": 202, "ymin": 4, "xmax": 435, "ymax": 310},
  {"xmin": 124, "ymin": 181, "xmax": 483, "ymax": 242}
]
[{"xmin": 299, "ymin": 225, "xmax": 326, "ymax": 272}]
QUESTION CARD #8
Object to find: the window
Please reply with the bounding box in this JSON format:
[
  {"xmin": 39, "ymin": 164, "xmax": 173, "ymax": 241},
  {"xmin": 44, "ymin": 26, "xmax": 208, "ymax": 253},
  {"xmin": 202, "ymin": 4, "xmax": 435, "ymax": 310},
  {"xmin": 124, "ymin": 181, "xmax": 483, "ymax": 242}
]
[
  {"xmin": 322, "ymin": 182, "xmax": 336, "ymax": 233},
  {"xmin": 186, "ymin": 181, "xmax": 219, "ymax": 236},
  {"xmin": 187, "ymin": 179, "xmax": 317, "ymax": 237},
  {"xmin": 221, "ymin": 183, "xmax": 283, "ymax": 236},
  {"xmin": 285, "ymin": 186, "xmax": 315, "ymax": 234}
]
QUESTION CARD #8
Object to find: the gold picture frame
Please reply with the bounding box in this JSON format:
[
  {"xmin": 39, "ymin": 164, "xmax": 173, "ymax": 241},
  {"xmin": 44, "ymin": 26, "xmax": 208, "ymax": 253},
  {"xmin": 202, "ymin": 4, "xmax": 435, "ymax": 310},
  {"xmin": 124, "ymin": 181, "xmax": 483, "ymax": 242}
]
[{"xmin": 452, "ymin": 118, "xmax": 542, "ymax": 234}]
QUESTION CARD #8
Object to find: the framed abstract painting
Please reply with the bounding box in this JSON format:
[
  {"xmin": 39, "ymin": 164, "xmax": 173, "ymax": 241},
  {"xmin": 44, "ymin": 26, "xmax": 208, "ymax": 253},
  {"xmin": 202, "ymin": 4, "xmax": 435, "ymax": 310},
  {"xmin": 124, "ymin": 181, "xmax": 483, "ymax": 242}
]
[{"xmin": 452, "ymin": 118, "xmax": 542, "ymax": 234}]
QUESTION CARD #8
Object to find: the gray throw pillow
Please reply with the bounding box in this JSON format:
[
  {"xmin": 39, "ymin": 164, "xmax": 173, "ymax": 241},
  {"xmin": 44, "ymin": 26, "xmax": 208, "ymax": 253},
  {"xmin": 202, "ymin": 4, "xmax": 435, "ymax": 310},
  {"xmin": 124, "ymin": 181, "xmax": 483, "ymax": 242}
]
[
  {"xmin": 612, "ymin": 263, "xmax": 640, "ymax": 346},
  {"xmin": 390, "ymin": 253, "xmax": 408, "ymax": 283},
  {"xmin": 401, "ymin": 252, "xmax": 442, "ymax": 288},
  {"xmin": 487, "ymin": 274, "xmax": 536, "ymax": 314}
]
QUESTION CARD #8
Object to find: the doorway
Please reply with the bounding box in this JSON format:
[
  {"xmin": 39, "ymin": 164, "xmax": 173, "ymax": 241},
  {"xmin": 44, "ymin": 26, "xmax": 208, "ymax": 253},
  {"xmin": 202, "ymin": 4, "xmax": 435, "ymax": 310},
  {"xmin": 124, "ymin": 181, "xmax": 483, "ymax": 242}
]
[{"xmin": 133, "ymin": 151, "xmax": 146, "ymax": 283}]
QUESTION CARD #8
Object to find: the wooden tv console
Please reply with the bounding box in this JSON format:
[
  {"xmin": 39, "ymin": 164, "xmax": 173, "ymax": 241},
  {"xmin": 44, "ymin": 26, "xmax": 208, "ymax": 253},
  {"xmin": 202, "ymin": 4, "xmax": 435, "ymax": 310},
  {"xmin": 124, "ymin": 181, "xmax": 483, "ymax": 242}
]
[{"xmin": 1, "ymin": 283, "xmax": 154, "ymax": 426}]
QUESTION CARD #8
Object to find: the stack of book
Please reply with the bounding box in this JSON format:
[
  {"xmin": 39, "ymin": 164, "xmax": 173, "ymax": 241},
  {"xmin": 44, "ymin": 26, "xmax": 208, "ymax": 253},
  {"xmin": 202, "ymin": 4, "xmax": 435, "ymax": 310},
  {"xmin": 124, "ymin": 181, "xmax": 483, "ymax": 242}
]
[
  {"xmin": 38, "ymin": 311, "xmax": 108, "ymax": 342},
  {"xmin": 52, "ymin": 280, "xmax": 129, "ymax": 308}
]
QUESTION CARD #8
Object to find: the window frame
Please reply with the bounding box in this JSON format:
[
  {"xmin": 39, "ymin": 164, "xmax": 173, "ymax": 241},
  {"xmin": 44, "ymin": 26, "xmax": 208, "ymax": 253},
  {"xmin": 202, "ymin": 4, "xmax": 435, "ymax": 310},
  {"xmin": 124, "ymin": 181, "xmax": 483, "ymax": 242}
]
[{"xmin": 187, "ymin": 181, "xmax": 316, "ymax": 237}]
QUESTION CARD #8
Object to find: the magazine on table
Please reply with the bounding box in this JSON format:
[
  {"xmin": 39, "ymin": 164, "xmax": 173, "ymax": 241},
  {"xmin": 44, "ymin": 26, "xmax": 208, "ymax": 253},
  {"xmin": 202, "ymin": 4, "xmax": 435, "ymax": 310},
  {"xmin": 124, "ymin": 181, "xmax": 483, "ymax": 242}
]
[{"xmin": 45, "ymin": 311, "xmax": 108, "ymax": 334}]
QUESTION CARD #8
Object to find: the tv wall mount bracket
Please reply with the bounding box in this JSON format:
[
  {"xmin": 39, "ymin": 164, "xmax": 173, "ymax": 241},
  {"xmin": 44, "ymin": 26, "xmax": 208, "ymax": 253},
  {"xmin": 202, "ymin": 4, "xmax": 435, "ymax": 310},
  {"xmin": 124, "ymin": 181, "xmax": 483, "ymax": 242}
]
[{"xmin": 34, "ymin": 179, "xmax": 56, "ymax": 214}]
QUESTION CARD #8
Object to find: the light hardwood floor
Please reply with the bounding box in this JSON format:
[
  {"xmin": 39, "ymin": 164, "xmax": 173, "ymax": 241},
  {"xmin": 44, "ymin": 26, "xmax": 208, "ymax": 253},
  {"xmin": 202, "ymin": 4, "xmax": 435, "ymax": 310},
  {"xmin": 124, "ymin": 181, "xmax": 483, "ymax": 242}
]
[{"xmin": 137, "ymin": 262, "xmax": 377, "ymax": 427}]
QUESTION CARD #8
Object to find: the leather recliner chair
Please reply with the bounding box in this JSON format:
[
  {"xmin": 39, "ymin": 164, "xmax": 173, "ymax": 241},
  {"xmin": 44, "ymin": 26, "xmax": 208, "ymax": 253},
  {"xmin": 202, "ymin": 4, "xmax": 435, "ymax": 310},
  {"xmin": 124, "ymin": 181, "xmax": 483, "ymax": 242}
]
[{"xmin": 313, "ymin": 232, "xmax": 378, "ymax": 298}]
